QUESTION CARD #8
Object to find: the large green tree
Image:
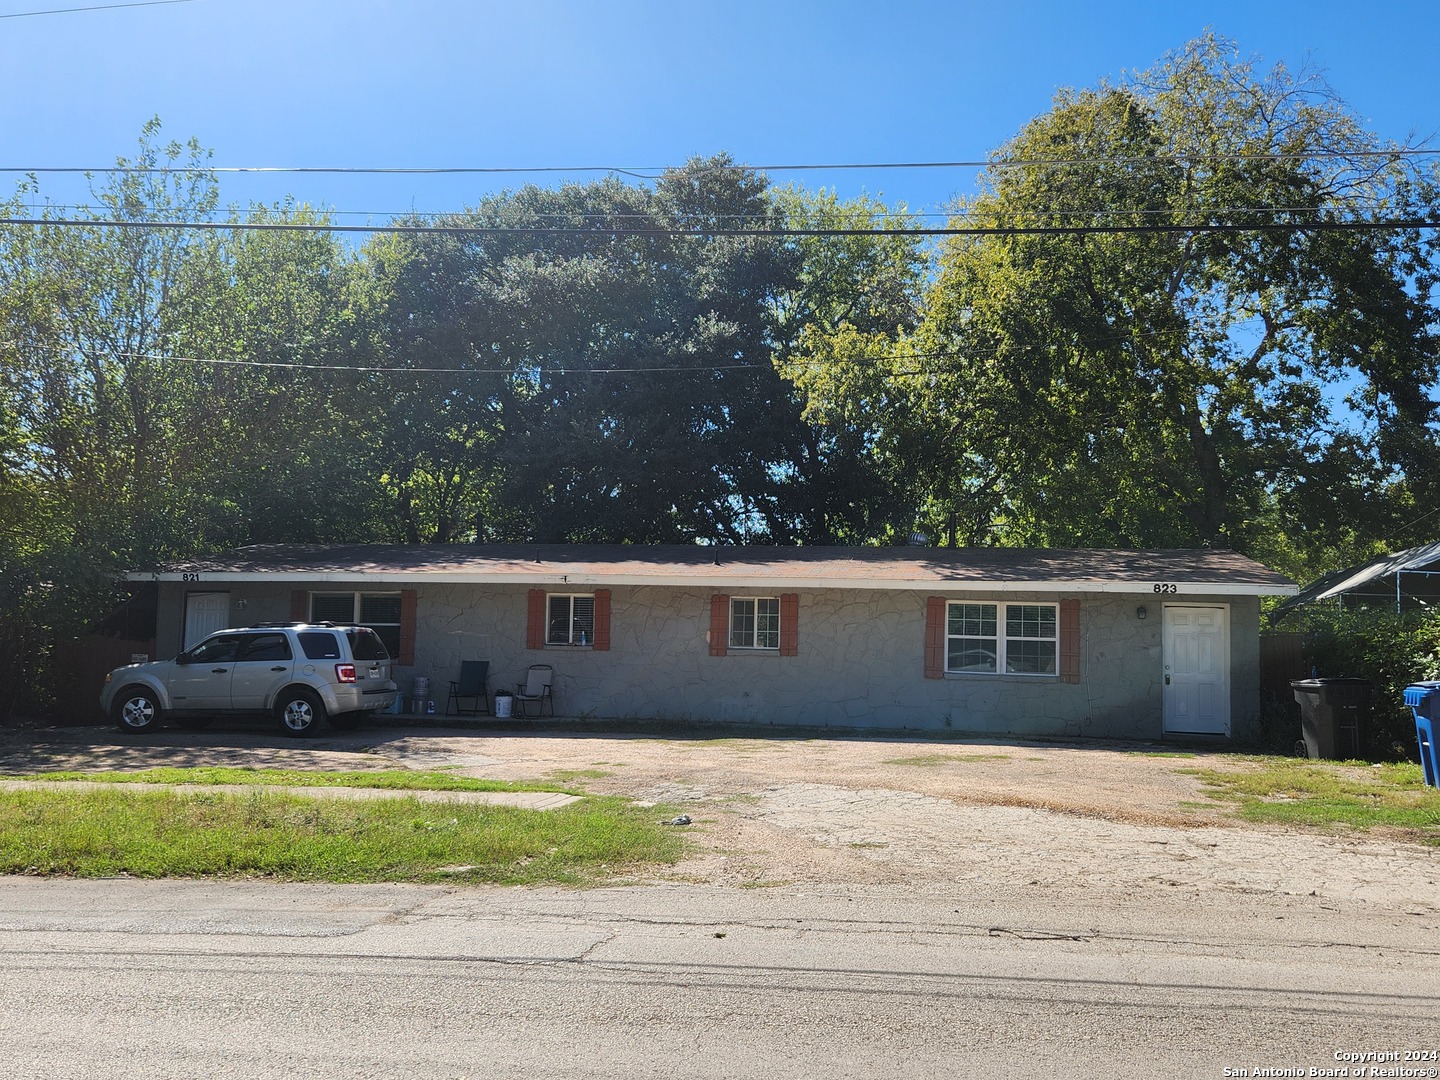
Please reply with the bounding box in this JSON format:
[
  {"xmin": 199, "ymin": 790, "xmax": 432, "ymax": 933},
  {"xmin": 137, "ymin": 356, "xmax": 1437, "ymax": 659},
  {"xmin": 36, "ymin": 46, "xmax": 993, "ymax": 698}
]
[
  {"xmin": 0, "ymin": 120, "xmax": 224, "ymax": 564},
  {"xmin": 174, "ymin": 201, "xmax": 382, "ymax": 545},
  {"xmin": 359, "ymin": 157, "xmax": 874, "ymax": 545},
  {"xmin": 786, "ymin": 36, "xmax": 1440, "ymax": 572},
  {"xmin": 0, "ymin": 124, "xmax": 368, "ymax": 712},
  {"xmin": 771, "ymin": 188, "xmax": 929, "ymax": 542}
]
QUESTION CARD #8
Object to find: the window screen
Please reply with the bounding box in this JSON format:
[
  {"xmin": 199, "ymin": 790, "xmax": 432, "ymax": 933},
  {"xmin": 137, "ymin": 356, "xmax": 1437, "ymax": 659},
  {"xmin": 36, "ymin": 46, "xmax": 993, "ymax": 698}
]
[{"xmin": 547, "ymin": 594, "xmax": 595, "ymax": 645}]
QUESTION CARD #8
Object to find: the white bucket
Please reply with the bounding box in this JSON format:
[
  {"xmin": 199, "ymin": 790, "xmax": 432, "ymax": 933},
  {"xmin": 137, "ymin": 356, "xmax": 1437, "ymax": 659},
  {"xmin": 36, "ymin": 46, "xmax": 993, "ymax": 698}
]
[{"xmin": 495, "ymin": 693, "xmax": 513, "ymax": 719}]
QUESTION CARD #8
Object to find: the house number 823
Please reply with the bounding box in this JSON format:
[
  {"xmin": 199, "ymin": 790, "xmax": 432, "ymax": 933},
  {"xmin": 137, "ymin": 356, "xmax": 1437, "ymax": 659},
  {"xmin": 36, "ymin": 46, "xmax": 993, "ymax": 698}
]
[{"xmin": 1152, "ymin": 583, "xmax": 1177, "ymax": 594}]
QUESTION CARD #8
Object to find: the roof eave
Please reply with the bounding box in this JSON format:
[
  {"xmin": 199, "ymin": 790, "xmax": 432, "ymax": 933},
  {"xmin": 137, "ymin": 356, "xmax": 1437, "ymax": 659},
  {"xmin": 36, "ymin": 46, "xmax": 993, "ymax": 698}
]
[{"xmin": 131, "ymin": 569, "xmax": 1296, "ymax": 596}]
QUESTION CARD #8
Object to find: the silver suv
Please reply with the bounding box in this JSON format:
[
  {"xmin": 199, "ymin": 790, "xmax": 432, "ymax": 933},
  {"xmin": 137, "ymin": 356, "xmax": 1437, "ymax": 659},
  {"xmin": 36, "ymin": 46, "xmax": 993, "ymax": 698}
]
[{"xmin": 100, "ymin": 623, "xmax": 399, "ymax": 737}]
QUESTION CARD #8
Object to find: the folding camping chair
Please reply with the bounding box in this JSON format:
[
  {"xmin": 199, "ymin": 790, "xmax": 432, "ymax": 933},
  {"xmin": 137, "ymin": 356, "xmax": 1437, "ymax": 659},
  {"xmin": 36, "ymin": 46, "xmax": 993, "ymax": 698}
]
[
  {"xmin": 514, "ymin": 664, "xmax": 554, "ymax": 718},
  {"xmin": 445, "ymin": 660, "xmax": 491, "ymax": 716}
]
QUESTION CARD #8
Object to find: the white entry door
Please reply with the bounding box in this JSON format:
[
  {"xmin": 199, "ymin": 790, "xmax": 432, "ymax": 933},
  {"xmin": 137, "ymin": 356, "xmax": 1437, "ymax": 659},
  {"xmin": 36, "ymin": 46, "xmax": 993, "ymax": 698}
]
[
  {"xmin": 183, "ymin": 591, "xmax": 231, "ymax": 650},
  {"xmin": 1162, "ymin": 605, "xmax": 1230, "ymax": 736}
]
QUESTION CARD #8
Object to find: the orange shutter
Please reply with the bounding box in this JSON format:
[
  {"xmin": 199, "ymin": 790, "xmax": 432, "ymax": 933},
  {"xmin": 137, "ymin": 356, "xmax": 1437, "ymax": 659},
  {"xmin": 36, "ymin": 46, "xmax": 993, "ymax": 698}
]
[
  {"xmin": 398, "ymin": 589, "xmax": 417, "ymax": 666},
  {"xmin": 290, "ymin": 590, "xmax": 308, "ymax": 621},
  {"xmin": 1060, "ymin": 598, "xmax": 1080, "ymax": 683},
  {"xmin": 526, "ymin": 589, "xmax": 546, "ymax": 650},
  {"xmin": 779, "ymin": 593, "xmax": 799, "ymax": 656},
  {"xmin": 593, "ymin": 589, "xmax": 611, "ymax": 651},
  {"xmin": 924, "ymin": 597, "xmax": 945, "ymax": 679},
  {"xmin": 709, "ymin": 594, "xmax": 729, "ymax": 657}
]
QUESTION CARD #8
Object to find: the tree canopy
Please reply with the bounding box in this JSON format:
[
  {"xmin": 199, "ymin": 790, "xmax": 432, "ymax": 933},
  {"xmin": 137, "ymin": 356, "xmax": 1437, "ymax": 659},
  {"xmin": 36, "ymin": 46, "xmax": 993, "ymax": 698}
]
[
  {"xmin": 2, "ymin": 37, "xmax": 1439, "ymax": 714},
  {"xmin": 786, "ymin": 35, "xmax": 1439, "ymax": 572}
]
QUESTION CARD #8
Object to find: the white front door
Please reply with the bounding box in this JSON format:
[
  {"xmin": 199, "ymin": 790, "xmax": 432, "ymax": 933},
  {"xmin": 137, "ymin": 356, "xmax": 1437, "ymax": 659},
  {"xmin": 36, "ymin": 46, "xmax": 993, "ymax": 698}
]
[
  {"xmin": 1163, "ymin": 605, "xmax": 1230, "ymax": 736},
  {"xmin": 183, "ymin": 592, "xmax": 231, "ymax": 650}
]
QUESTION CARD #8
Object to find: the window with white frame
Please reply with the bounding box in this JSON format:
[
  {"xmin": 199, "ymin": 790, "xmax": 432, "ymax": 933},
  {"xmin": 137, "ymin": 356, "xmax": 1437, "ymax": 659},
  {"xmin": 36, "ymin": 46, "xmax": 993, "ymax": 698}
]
[
  {"xmin": 946, "ymin": 602, "xmax": 1057, "ymax": 676},
  {"xmin": 547, "ymin": 594, "xmax": 595, "ymax": 646},
  {"xmin": 310, "ymin": 592, "xmax": 402, "ymax": 658},
  {"xmin": 730, "ymin": 597, "xmax": 780, "ymax": 650}
]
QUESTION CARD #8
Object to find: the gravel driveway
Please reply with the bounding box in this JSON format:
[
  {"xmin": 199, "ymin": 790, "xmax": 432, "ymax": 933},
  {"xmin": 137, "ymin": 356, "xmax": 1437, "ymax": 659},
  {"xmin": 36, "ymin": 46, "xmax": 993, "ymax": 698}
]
[{"xmin": 3, "ymin": 721, "xmax": 1437, "ymax": 916}]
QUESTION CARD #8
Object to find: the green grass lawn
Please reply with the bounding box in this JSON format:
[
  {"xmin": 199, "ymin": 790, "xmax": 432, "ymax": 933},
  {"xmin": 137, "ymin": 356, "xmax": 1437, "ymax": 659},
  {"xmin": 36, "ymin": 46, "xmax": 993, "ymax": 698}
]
[
  {"xmin": 15, "ymin": 766, "xmax": 557, "ymax": 792},
  {"xmin": 0, "ymin": 769, "xmax": 685, "ymax": 884},
  {"xmin": 1188, "ymin": 758, "xmax": 1440, "ymax": 844}
]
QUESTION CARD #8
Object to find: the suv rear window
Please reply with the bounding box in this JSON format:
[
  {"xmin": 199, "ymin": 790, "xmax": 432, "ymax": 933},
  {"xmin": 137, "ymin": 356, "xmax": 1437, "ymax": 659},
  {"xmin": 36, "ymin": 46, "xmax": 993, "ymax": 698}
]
[
  {"xmin": 346, "ymin": 628, "xmax": 391, "ymax": 661},
  {"xmin": 298, "ymin": 631, "xmax": 342, "ymax": 660}
]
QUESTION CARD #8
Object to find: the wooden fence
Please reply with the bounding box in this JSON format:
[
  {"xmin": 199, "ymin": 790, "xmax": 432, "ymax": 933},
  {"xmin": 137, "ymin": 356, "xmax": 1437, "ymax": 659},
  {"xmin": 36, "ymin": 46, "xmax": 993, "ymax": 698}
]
[
  {"xmin": 50, "ymin": 635, "xmax": 157, "ymax": 724},
  {"xmin": 1259, "ymin": 632, "xmax": 1306, "ymax": 721}
]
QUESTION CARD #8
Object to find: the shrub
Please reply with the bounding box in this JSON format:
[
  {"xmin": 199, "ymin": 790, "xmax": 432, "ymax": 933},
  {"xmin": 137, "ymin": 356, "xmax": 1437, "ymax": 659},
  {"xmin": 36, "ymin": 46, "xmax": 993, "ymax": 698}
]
[{"xmin": 1289, "ymin": 607, "xmax": 1440, "ymax": 760}]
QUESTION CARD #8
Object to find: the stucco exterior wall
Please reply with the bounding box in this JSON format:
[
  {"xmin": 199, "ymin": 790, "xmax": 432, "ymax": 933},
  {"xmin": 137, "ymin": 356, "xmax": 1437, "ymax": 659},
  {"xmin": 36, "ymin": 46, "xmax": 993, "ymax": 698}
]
[{"xmin": 154, "ymin": 582, "xmax": 1261, "ymax": 739}]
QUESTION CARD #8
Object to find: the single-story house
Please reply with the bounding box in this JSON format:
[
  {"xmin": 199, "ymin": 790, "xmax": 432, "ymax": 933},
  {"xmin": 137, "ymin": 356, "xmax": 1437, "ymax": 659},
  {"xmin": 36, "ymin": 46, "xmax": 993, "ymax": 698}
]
[{"xmin": 134, "ymin": 544, "xmax": 1296, "ymax": 740}]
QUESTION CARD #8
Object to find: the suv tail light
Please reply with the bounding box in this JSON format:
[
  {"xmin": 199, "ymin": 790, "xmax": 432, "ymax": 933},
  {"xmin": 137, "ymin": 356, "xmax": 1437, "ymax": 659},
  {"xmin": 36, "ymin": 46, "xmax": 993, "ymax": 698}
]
[{"xmin": 335, "ymin": 663, "xmax": 357, "ymax": 684}]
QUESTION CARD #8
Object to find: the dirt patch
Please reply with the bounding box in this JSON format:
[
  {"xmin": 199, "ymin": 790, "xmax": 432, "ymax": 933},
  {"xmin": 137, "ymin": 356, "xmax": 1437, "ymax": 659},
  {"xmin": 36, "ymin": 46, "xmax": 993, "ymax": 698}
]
[{"xmin": 3, "ymin": 722, "xmax": 1437, "ymax": 914}]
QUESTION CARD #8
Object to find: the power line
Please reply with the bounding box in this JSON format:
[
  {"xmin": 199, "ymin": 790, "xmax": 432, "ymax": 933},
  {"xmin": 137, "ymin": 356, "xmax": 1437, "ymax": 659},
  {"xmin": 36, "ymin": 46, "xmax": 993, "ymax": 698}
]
[
  {"xmin": 0, "ymin": 323, "xmax": 1305, "ymax": 379},
  {"xmin": 12, "ymin": 200, "xmax": 1404, "ymax": 224},
  {"xmin": 2, "ymin": 147, "xmax": 1434, "ymax": 175},
  {"xmin": 2, "ymin": 215, "xmax": 1436, "ymax": 238},
  {"xmin": 9, "ymin": 348, "xmax": 910, "ymax": 377},
  {"xmin": 0, "ymin": 0, "xmax": 197, "ymax": 18}
]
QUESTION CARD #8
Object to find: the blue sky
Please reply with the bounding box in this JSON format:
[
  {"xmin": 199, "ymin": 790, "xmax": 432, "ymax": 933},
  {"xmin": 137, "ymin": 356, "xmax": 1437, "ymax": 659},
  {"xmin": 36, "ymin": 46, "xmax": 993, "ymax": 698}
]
[{"xmin": 3, "ymin": 0, "xmax": 1437, "ymax": 220}]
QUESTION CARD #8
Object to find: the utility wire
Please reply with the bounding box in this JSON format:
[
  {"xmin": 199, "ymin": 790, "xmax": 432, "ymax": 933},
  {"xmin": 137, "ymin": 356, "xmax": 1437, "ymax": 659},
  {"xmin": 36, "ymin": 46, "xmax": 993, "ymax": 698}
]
[
  {"xmin": 0, "ymin": 324, "xmax": 1302, "ymax": 379},
  {"xmin": 2, "ymin": 215, "xmax": 1435, "ymax": 237},
  {"xmin": 0, "ymin": 0, "xmax": 197, "ymax": 18},
  {"xmin": 11, "ymin": 201, "xmax": 1405, "ymax": 224},
  {"xmin": 8, "ymin": 346, "xmax": 923, "ymax": 377},
  {"xmin": 2, "ymin": 147, "xmax": 1434, "ymax": 175}
]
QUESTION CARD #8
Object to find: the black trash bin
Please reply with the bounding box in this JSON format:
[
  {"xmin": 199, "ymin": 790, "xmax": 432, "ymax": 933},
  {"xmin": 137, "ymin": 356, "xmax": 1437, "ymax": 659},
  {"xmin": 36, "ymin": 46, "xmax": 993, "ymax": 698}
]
[{"xmin": 1290, "ymin": 678, "xmax": 1371, "ymax": 759}]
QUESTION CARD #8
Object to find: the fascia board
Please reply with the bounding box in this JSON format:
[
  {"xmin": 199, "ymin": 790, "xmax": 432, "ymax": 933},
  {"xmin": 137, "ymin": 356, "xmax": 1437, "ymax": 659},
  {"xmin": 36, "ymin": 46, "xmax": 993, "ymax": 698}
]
[{"xmin": 133, "ymin": 570, "xmax": 1297, "ymax": 596}]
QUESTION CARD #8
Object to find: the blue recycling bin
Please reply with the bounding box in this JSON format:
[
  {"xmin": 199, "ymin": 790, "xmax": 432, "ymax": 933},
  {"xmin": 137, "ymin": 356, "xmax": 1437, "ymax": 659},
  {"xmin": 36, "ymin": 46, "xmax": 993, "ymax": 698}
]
[{"xmin": 1403, "ymin": 682, "xmax": 1440, "ymax": 788}]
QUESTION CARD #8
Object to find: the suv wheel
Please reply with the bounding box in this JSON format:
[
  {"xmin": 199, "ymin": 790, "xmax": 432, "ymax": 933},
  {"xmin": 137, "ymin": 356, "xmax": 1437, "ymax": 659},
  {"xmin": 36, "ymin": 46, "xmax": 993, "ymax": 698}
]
[
  {"xmin": 276, "ymin": 690, "xmax": 325, "ymax": 738},
  {"xmin": 113, "ymin": 687, "xmax": 162, "ymax": 734}
]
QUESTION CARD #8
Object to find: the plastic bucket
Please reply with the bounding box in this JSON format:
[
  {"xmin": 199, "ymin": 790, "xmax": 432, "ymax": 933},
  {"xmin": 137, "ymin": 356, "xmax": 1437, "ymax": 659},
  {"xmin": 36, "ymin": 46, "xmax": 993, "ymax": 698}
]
[{"xmin": 495, "ymin": 693, "xmax": 513, "ymax": 719}]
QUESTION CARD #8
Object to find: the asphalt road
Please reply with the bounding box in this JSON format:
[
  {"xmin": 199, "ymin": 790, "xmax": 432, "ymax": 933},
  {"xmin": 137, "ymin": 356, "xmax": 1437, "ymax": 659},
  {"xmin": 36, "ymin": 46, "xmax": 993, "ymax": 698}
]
[{"xmin": 2, "ymin": 877, "xmax": 1436, "ymax": 1079}]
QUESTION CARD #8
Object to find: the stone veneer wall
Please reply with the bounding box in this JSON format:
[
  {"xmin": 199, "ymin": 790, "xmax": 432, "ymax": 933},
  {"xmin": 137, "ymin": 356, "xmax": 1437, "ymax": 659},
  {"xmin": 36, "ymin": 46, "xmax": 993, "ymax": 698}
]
[{"xmin": 157, "ymin": 582, "xmax": 1260, "ymax": 738}]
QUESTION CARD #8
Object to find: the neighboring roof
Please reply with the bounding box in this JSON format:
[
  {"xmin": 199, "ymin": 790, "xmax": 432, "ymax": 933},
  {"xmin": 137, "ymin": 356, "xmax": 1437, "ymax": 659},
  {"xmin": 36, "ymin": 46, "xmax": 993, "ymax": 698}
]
[
  {"xmin": 1272, "ymin": 540, "xmax": 1440, "ymax": 615},
  {"xmin": 137, "ymin": 544, "xmax": 1297, "ymax": 596}
]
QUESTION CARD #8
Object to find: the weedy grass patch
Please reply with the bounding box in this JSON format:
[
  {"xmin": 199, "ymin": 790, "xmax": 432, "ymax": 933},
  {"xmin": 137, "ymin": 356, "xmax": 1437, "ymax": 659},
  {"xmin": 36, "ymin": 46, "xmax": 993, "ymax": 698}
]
[
  {"xmin": 1190, "ymin": 759, "xmax": 1440, "ymax": 844},
  {"xmin": 0, "ymin": 774, "xmax": 684, "ymax": 884},
  {"xmin": 547, "ymin": 768, "xmax": 613, "ymax": 782},
  {"xmin": 882, "ymin": 753, "xmax": 1011, "ymax": 767}
]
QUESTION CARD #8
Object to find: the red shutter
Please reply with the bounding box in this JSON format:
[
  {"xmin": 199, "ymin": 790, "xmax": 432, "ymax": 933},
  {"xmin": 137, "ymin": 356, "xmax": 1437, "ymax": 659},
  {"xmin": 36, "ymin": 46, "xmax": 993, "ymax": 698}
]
[
  {"xmin": 709, "ymin": 594, "xmax": 729, "ymax": 657},
  {"xmin": 924, "ymin": 597, "xmax": 945, "ymax": 679},
  {"xmin": 593, "ymin": 589, "xmax": 611, "ymax": 651},
  {"xmin": 290, "ymin": 590, "xmax": 308, "ymax": 621},
  {"xmin": 1060, "ymin": 598, "xmax": 1080, "ymax": 684},
  {"xmin": 397, "ymin": 589, "xmax": 417, "ymax": 666},
  {"xmin": 526, "ymin": 589, "xmax": 546, "ymax": 650},
  {"xmin": 779, "ymin": 593, "xmax": 799, "ymax": 656}
]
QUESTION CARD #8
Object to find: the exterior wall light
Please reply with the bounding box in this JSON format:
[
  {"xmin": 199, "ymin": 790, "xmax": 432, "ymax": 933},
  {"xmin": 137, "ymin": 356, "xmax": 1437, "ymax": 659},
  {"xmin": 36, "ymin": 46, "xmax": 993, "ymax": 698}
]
[{"xmin": 1136, "ymin": 605, "xmax": 1148, "ymax": 620}]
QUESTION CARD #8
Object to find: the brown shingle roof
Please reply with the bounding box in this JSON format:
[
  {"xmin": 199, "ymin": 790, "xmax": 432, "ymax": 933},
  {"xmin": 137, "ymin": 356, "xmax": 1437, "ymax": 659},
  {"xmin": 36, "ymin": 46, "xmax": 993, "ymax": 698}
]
[{"xmin": 145, "ymin": 544, "xmax": 1296, "ymax": 594}]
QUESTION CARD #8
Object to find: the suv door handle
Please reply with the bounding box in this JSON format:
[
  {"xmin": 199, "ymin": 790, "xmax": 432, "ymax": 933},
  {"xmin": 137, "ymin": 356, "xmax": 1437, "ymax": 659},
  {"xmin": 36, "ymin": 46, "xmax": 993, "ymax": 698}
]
[
  {"xmin": 211, "ymin": 668, "xmax": 229, "ymax": 674},
  {"xmin": 270, "ymin": 666, "xmax": 287, "ymax": 672}
]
